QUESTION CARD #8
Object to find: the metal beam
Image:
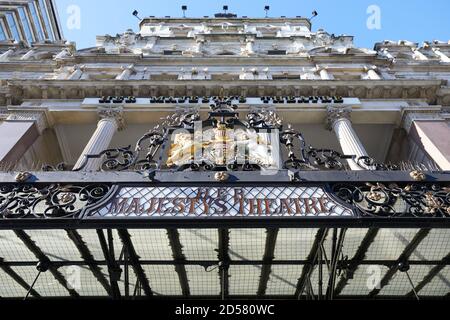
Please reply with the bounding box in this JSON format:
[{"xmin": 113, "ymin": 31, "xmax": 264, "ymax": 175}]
[
  {"xmin": 218, "ymin": 228, "xmax": 230, "ymax": 299},
  {"xmin": 0, "ymin": 258, "xmax": 41, "ymax": 298},
  {"xmin": 368, "ymin": 228, "xmax": 431, "ymax": 297},
  {"xmin": 406, "ymin": 252, "xmax": 450, "ymax": 298},
  {"xmin": 66, "ymin": 230, "xmax": 112, "ymax": 296},
  {"xmin": 326, "ymin": 228, "xmax": 347, "ymax": 299},
  {"xmin": 14, "ymin": 230, "xmax": 79, "ymax": 297},
  {"xmin": 117, "ymin": 229, "xmax": 153, "ymax": 296},
  {"xmin": 96, "ymin": 229, "xmax": 121, "ymax": 299},
  {"xmin": 167, "ymin": 228, "xmax": 190, "ymax": 296},
  {"xmin": 295, "ymin": 228, "xmax": 328, "ymax": 298},
  {"xmin": 257, "ymin": 228, "xmax": 279, "ymax": 296},
  {"xmin": 334, "ymin": 228, "xmax": 379, "ymax": 296},
  {"xmin": 1, "ymin": 258, "xmax": 447, "ymax": 267}
]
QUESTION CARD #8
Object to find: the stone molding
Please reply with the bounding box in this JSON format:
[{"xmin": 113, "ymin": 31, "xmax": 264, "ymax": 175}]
[
  {"xmin": 5, "ymin": 110, "xmax": 49, "ymax": 134},
  {"xmin": 402, "ymin": 111, "xmax": 445, "ymax": 133}
]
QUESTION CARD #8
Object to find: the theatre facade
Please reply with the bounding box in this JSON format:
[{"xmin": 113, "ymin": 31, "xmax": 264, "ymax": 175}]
[{"xmin": 0, "ymin": 9, "xmax": 449, "ymax": 299}]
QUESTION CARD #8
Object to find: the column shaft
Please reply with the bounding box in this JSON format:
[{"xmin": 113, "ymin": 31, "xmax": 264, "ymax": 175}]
[
  {"xmin": 331, "ymin": 117, "xmax": 369, "ymax": 170},
  {"xmin": 73, "ymin": 118, "xmax": 118, "ymax": 171}
]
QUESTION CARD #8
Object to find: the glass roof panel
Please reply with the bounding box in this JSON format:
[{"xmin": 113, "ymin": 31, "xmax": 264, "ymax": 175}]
[
  {"xmin": 0, "ymin": 230, "xmax": 35, "ymax": 262},
  {"xmin": 419, "ymin": 266, "xmax": 450, "ymax": 296},
  {"xmin": 0, "ymin": 269, "xmax": 28, "ymax": 298},
  {"xmin": 412, "ymin": 229, "xmax": 450, "ymax": 261},
  {"xmin": 26, "ymin": 230, "xmax": 80, "ymax": 261},
  {"xmin": 185, "ymin": 265, "xmax": 220, "ymax": 296},
  {"xmin": 179, "ymin": 229, "xmax": 218, "ymax": 260},
  {"xmin": 12, "ymin": 266, "xmax": 70, "ymax": 297},
  {"xmin": 76, "ymin": 229, "xmax": 107, "ymax": 261},
  {"xmin": 229, "ymin": 265, "xmax": 261, "ymax": 295},
  {"xmin": 128, "ymin": 229, "xmax": 173, "ymax": 260},
  {"xmin": 365, "ymin": 229, "xmax": 419, "ymax": 260},
  {"xmin": 274, "ymin": 228, "xmax": 319, "ymax": 260},
  {"xmin": 143, "ymin": 265, "xmax": 182, "ymax": 296},
  {"xmin": 229, "ymin": 229, "xmax": 265, "ymax": 261},
  {"xmin": 379, "ymin": 265, "xmax": 433, "ymax": 296},
  {"xmin": 339, "ymin": 228, "xmax": 369, "ymax": 259},
  {"xmin": 265, "ymin": 265, "xmax": 303, "ymax": 296}
]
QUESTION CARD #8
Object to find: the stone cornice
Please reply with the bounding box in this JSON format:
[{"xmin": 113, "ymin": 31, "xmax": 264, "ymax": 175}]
[
  {"xmin": 59, "ymin": 53, "xmax": 388, "ymax": 66},
  {"xmin": 4, "ymin": 109, "xmax": 49, "ymax": 134},
  {"xmin": 7, "ymin": 78, "xmax": 444, "ymax": 87},
  {"xmin": 401, "ymin": 109, "xmax": 445, "ymax": 133},
  {"xmin": 139, "ymin": 17, "xmax": 312, "ymax": 29},
  {"xmin": 3, "ymin": 79, "xmax": 445, "ymax": 106}
]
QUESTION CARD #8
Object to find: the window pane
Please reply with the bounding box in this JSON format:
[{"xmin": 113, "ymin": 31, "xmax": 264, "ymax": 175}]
[
  {"xmin": 18, "ymin": 7, "xmax": 34, "ymax": 43},
  {"xmin": 38, "ymin": 0, "xmax": 54, "ymax": 40},
  {"xmin": 6, "ymin": 13, "xmax": 20, "ymax": 41},
  {"xmin": 29, "ymin": 1, "xmax": 44, "ymax": 40},
  {"xmin": 0, "ymin": 24, "xmax": 6, "ymax": 40}
]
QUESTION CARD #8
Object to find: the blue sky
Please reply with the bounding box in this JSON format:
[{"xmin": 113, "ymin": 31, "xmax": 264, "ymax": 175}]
[{"xmin": 55, "ymin": 0, "xmax": 450, "ymax": 50}]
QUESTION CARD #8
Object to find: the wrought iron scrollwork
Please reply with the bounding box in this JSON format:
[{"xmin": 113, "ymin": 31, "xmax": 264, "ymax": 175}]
[
  {"xmin": 41, "ymin": 163, "xmax": 67, "ymax": 172},
  {"xmin": 176, "ymin": 161, "xmax": 260, "ymax": 172},
  {"xmin": 247, "ymin": 108, "xmax": 282, "ymax": 129},
  {"xmin": 135, "ymin": 127, "xmax": 167, "ymax": 170},
  {"xmin": 280, "ymin": 125, "xmax": 352, "ymax": 170},
  {"xmin": 0, "ymin": 184, "xmax": 111, "ymax": 219},
  {"xmin": 161, "ymin": 109, "xmax": 200, "ymax": 128},
  {"xmin": 330, "ymin": 183, "xmax": 450, "ymax": 218},
  {"xmin": 72, "ymin": 103, "xmax": 421, "ymax": 173},
  {"xmin": 356, "ymin": 156, "xmax": 400, "ymax": 171}
]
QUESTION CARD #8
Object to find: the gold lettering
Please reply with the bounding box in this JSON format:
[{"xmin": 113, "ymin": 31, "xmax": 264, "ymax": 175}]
[
  {"xmin": 127, "ymin": 198, "xmax": 141, "ymax": 214},
  {"xmin": 279, "ymin": 198, "xmax": 293, "ymax": 215},
  {"xmin": 108, "ymin": 198, "xmax": 130, "ymax": 214}
]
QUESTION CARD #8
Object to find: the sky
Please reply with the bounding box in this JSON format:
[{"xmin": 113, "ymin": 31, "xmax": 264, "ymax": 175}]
[{"xmin": 55, "ymin": 0, "xmax": 450, "ymax": 50}]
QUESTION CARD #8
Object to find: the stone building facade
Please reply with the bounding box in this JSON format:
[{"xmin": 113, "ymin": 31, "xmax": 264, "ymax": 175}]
[
  {"xmin": 0, "ymin": 9, "xmax": 449, "ymax": 300},
  {"xmin": 0, "ymin": 14, "xmax": 449, "ymax": 171}
]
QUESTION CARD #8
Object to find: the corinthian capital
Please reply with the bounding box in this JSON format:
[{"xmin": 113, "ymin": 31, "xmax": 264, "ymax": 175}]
[
  {"xmin": 326, "ymin": 105, "xmax": 352, "ymax": 130},
  {"xmin": 97, "ymin": 105, "xmax": 125, "ymax": 130}
]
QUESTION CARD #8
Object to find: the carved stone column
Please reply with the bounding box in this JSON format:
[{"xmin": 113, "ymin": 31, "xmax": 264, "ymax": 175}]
[
  {"xmin": 73, "ymin": 106, "xmax": 124, "ymax": 171},
  {"xmin": 327, "ymin": 106, "xmax": 369, "ymax": 170}
]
